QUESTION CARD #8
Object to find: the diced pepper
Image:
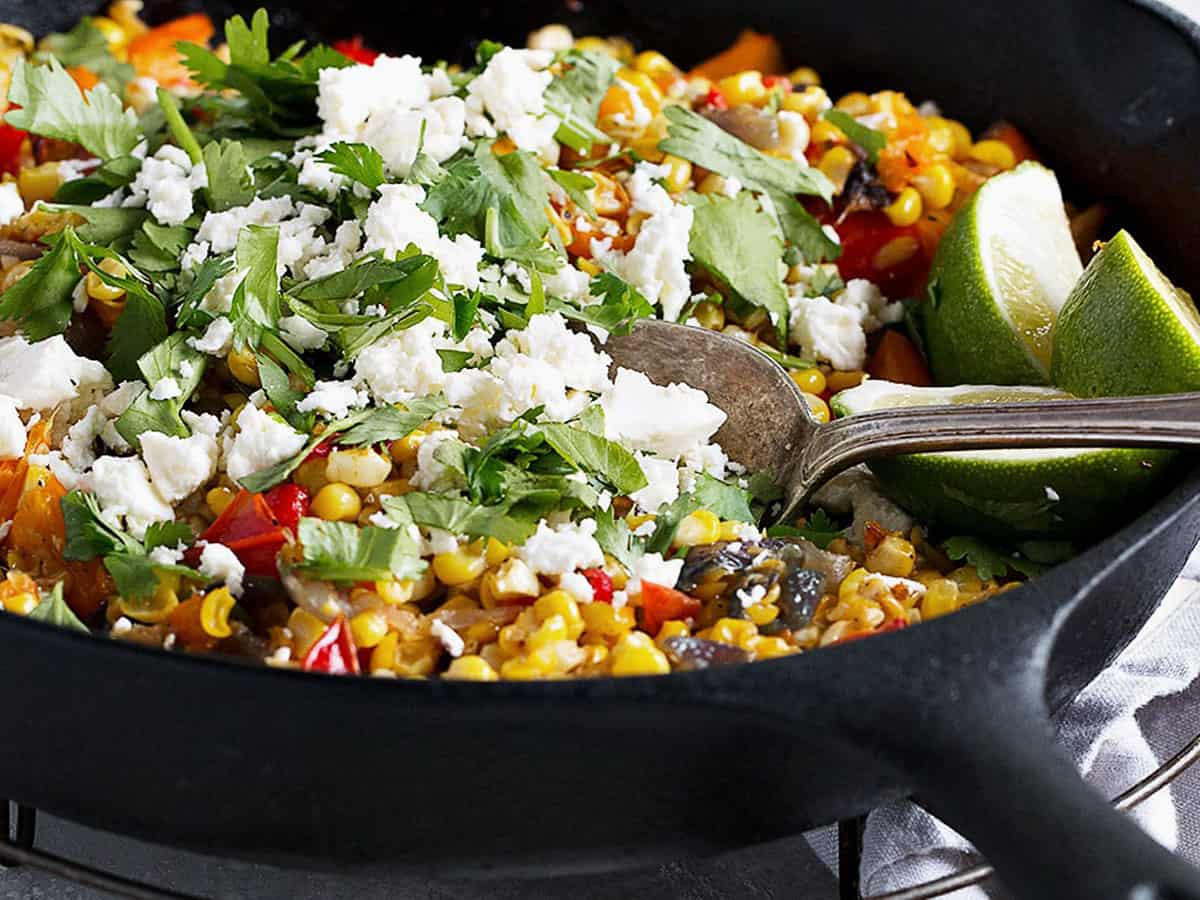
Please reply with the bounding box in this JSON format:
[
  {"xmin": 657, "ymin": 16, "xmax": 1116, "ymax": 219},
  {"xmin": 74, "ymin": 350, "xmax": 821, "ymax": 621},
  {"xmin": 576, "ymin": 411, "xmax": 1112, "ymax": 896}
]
[
  {"xmin": 302, "ymin": 616, "xmax": 360, "ymax": 675},
  {"xmin": 0, "ymin": 122, "xmax": 27, "ymax": 177},
  {"xmin": 690, "ymin": 30, "xmax": 784, "ymax": 81},
  {"xmin": 191, "ymin": 489, "xmax": 287, "ymax": 577},
  {"xmin": 264, "ymin": 484, "xmax": 311, "ymax": 532},
  {"xmin": 581, "ymin": 567, "xmax": 613, "ymax": 604},
  {"xmin": 66, "ymin": 65, "xmax": 100, "ymax": 92},
  {"xmin": 127, "ymin": 13, "xmax": 214, "ymax": 86},
  {"xmin": 332, "ymin": 35, "xmax": 379, "ymax": 66},
  {"xmin": 832, "ymin": 211, "xmax": 930, "ymax": 297},
  {"xmin": 168, "ymin": 593, "xmax": 217, "ymax": 650},
  {"xmin": 639, "ymin": 581, "xmax": 702, "ymax": 636},
  {"xmin": 700, "ymin": 86, "xmax": 728, "ymax": 110},
  {"xmin": 866, "ymin": 330, "xmax": 933, "ymax": 386}
]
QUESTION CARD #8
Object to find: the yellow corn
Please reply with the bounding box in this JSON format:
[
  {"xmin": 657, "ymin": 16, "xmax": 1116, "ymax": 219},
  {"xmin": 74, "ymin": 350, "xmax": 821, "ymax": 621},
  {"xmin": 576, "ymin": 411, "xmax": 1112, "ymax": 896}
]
[
  {"xmin": 576, "ymin": 257, "xmax": 601, "ymax": 276},
  {"xmin": 484, "ymin": 537, "xmax": 510, "ymax": 567},
  {"xmin": 924, "ymin": 117, "xmax": 958, "ymax": 156},
  {"xmin": 288, "ymin": 608, "xmax": 328, "ymax": 657},
  {"xmin": 349, "ymin": 609, "xmax": 388, "ymax": 649},
  {"xmin": 376, "ymin": 579, "xmax": 414, "ymax": 606},
  {"xmin": 482, "ymin": 557, "xmax": 540, "ymax": 606},
  {"xmin": 17, "ymin": 162, "xmax": 63, "ymax": 205},
  {"xmin": 499, "ymin": 657, "xmax": 545, "ymax": 680},
  {"xmin": 118, "ymin": 571, "xmax": 180, "ymax": 623},
  {"xmin": 873, "ymin": 235, "xmax": 920, "ymax": 271},
  {"xmin": 205, "ymin": 486, "xmax": 235, "ymax": 517},
  {"xmin": 634, "ymin": 50, "xmax": 676, "ymax": 79},
  {"xmin": 788, "ymin": 66, "xmax": 821, "ymax": 86},
  {"xmin": 942, "ymin": 118, "xmax": 974, "ymax": 160},
  {"xmin": 526, "ymin": 614, "xmax": 569, "ymax": 653},
  {"xmin": 810, "ymin": 118, "xmax": 844, "ymax": 145},
  {"xmin": 817, "ymin": 146, "xmax": 857, "ymax": 194},
  {"xmin": 617, "ymin": 68, "xmax": 663, "ymax": 103},
  {"xmin": 826, "ymin": 369, "xmax": 865, "ymax": 392},
  {"xmin": 389, "ymin": 429, "xmax": 425, "ymax": 465},
  {"xmin": 655, "ymin": 619, "xmax": 690, "ymax": 646},
  {"xmin": 610, "ymin": 632, "xmax": 671, "ymax": 676},
  {"xmin": 921, "ymin": 579, "xmax": 960, "ymax": 620},
  {"xmin": 85, "ymin": 257, "xmax": 127, "ymax": 302},
  {"xmin": 673, "ymin": 509, "xmax": 721, "ymax": 547},
  {"xmin": 0, "ymin": 261, "xmax": 32, "ymax": 292},
  {"xmin": 325, "ymin": 447, "xmax": 392, "ymax": 488},
  {"xmin": 369, "ymin": 630, "xmax": 399, "ymax": 673},
  {"xmin": 445, "ymin": 654, "xmax": 500, "ymax": 682},
  {"xmin": 716, "ymin": 520, "xmax": 744, "ymax": 542},
  {"xmin": 782, "ymin": 85, "xmax": 831, "ymax": 119},
  {"xmin": 776, "ymin": 110, "xmax": 810, "ymax": 160},
  {"xmin": 911, "ymin": 163, "xmax": 955, "ymax": 210},
  {"xmin": 432, "ymin": 547, "xmax": 486, "ymax": 586},
  {"xmin": 747, "ymin": 635, "xmax": 793, "ymax": 659},
  {"xmin": 746, "ymin": 603, "xmax": 780, "ymax": 627},
  {"xmin": 834, "ymin": 91, "xmax": 871, "ymax": 116},
  {"xmin": 883, "ymin": 187, "xmax": 924, "ymax": 227},
  {"xmin": 717, "ymin": 70, "xmax": 768, "ymax": 106},
  {"xmin": 311, "ymin": 482, "xmax": 361, "ymax": 522},
  {"xmin": 226, "ymin": 346, "xmax": 260, "ymax": 387},
  {"xmin": 789, "ymin": 367, "xmax": 827, "ymax": 396},
  {"xmin": 802, "ymin": 392, "xmax": 831, "ymax": 424},
  {"xmin": 660, "ymin": 154, "xmax": 692, "ymax": 193},
  {"xmin": 705, "ymin": 617, "xmax": 757, "ymax": 647},
  {"xmin": 4, "ymin": 591, "xmax": 37, "ymax": 615},
  {"xmin": 866, "ymin": 535, "xmax": 917, "ymax": 578},
  {"xmin": 580, "ymin": 601, "xmax": 636, "ymax": 642},
  {"xmin": 200, "ymin": 587, "xmax": 235, "ymax": 639},
  {"xmin": 534, "ymin": 590, "xmax": 584, "ymax": 639},
  {"xmin": 969, "ymin": 139, "xmax": 1016, "ymax": 170}
]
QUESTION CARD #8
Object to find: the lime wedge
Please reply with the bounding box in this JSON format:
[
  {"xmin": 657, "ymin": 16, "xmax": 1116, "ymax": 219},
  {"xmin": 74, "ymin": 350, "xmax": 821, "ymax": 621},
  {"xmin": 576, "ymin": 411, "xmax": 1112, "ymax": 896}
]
[
  {"xmin": 831, "ymin": 380, "xmax": 1174, "ymax": 539},
  {"xmin": 923, "ymin": 162, "xmax": 1083, "ymax": 386},
  {"xmin": 1051, "ymin": 229, "xmax": 1200, "ymax": 396}
]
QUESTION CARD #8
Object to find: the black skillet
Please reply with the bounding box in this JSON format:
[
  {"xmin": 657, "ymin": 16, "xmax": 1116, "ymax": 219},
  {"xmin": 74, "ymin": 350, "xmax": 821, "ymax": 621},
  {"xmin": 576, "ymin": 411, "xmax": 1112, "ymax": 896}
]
[{"xmin": 1, "ymin": 1, "xmax": 1200, "ymax": 897}]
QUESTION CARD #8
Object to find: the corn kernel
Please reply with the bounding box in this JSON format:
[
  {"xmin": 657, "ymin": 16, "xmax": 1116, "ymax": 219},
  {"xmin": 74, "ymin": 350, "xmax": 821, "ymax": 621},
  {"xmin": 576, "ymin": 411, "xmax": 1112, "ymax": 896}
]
[
  {"xmin": 200, "ymin": 587, "xmax": 235, "ymax": 639},
  {"xmin": 776, "ymin": 110, "xmax": 811, "ymax": 161},
  {"xmin": 748, "ymin": 635, "xmax": 793, "ymax": 659},
  {"xmin": 872, "ymin": 235, "xmax": 920, "ymax": 271},
  {"xmin": 810, "ymin": 118, "xmax": 844, "ymax": 145},
  {"xmin": 706, "ymin": 617, "xmax": 757, "ymax": 646},
  {"xmin": 205, "ymin": 486, "xmax": 235, "ymax": 517},
  {"xmin": 661, "ymin": 154, "xmax": 692, "ymax": 193},
  {"xmin": 673, "ymin": 509, "xmax": 721, "ymax": 548},
  {"xmin": 834, "ymin": 91, "xmax": 871, "ymax": 116},
  {"xmin": 655, "ymin": 619, "xmax": 690, "ymax": 645},
  {"xmin": 534, "ymin": 590, "xmax": 584, "ymax": 639},
  {"xmin": 866, "ymin": 535, "xmax": 917, "ymax": 578},
  {"xmin": 369, "ymin": 630, "xmax": 398, "ymax": 673},
  {"xmin": 445, "ymin": 654, "xmax": 500, "ymax": 681},
  {"xmin": 85, "ymin": 257, "xmax": 128, "ymax": 302},
  {"xmin": 389, "ymin": 430, "xmax": 424, "ymax": 465},
  {"xmin": 309, "ymin": 482, "xmax": 360, "ymax": 522},
  {"xmin": 789, "ymin": 367, "xmax": 827, "ymax": 396},
  {"xmin": 499, "ymin": 657, "xmax": 544, "ymax": 680},
  {"xmin": 226, "ymin": 346, "xmax": 260, "ymax": 387},
  {"xmin": 4, "ymin": 591, "xmax": 37, "ymax": 615},
  {"xmin": 969, "ymin": 139, "xmax": 1016, "ymax": 170},
  {"xmin": 292, "ymin": 457, "xmax": 330, "ymax": 497},
  {"xmin": 924, "ymin": 117, "xmax": 957, "ymax": 156},
  {"xmin": 921, "ymin": 579, "xmax": 960, "ymax": 620},
  {"xmin": 118, "ymin": 571, "xmax": 180, "ymax": 623},
  {"xmin": 610, "ymin": 632, "xmax": 671, "ymax": 676},
  {"xmin": 716, "ymin": 520, "xmax": 744, "ymax": 542},
  {"xmin": 17, "ymin": 162, "xmax": 63, "ymax": 205},
  {"xmin": 526, "ymin": 614, "xmax": 569, "ymax": 653},
  {"xmin": 884, "ymin": 186, "xmax": 924, "ymax": 227},
  {"xmin": 325, "ymin": 447, "xmax": 392, "ymax": 488},
  {"xmin": 942, "ymin": 118, "xmax": 974, "ymax": 159},
  {"xmin": 802, "ymin": 392, "xmax": 831, "ymax": 424},
  {"xmin": 376, "ymin": 579, "xmax": 414, "ymax": 606},
  {"xmin": 818, "ymin": 146, "xmax": 857, "ymax": 193},
  {"xmin": 581, "ymin": 601, "xmax": 635, "ymax": 641},
  {"xmin": 484, "ymin": 537, "xmax": 510, "ymax": 567},
  {"xmin": 746, "ymin": 603, "xmax": 780, "ymax": 627},
  {"xmin": 911, "ymin": 163, "xmax": 955, "ymax": 210},
  {"xmin": 349, "ymin": 609, "xmax": 388, "ymax": 649},
  {"xmin": 692, "ymin": 299, "xmax": 726, "ymax": 331},
  {"xmin": 826, "ymin": 369, "xmax": 865, "ymax": 392},
  {"xmin": 787, "ymin": 65, "xmax": 820, "ymax": 86},
  {"xmin": 634, "ymin": 50, "xmax": 675, "ymax": 78},
  {"xmin": 483, "ymin": 557, "xmax": 540, "ymax": 606},
  {"xmin": 717, "ymin": 70, "xmax": 768, "ymax": 106},
  {"xmin": 432, "ymin": 547, "xmax": 486, "ymax": 586},
  {"xmin": 782, "ymin": 85, "xmax": 831, "ymax": 118}
]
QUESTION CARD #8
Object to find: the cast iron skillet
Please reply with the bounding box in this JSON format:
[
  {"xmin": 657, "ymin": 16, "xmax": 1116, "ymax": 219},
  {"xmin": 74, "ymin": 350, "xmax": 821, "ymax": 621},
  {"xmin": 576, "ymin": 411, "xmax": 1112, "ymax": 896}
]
[{"xmin": 0, "ymin": 1, "xmax": 1199, "ymax": 897}]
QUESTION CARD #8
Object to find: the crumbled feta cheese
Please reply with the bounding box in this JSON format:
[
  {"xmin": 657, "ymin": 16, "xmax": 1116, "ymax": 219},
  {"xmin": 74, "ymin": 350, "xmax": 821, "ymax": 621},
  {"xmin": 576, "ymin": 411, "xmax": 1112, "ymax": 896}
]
[
  {"xmin": 486, "ymin": 352, "xmax": 589, "ymax": 423},
  {"xmin": 558, "ymin": 571, "xmax": 595, "ymax": 603},
  {"xmin": 140, "ymin": 430, "xmax": 219, "ymax": 503},
  {"xmin": 627, "ymin": 552, "xmax": 684, "ymax": 596},
  {"xmin": 428, "ymin": 528, "xmax": 459, "ymax": 555},
  {"xmin": 61, "ymin": 406, "xmax": 105, "ymax": 470},
  {"xmin": 430, "ymin": 619, "xmax": 465, "ymax": 657},
  {"xmin": 542, "ymin": 262, "xmax": 591, "ymax": 302},
  {"xmin": 601, "ymin": 368, "xmax": 726, "ymax": 458},
  {"xmin": 363, "ymin": 96, "xmax": 468, "ymax": 175},
  {"xmin": 198, "ymin": 542, "xmax": 246, "ymax": 597},
  {"xmin": 788, "ymin": 295, "xmax": 867, "ymax": 371},
  {"xmin": 410, "ymin": 430, "xmax": 465, "ymax": 492},
  {"xmin": 354, "ymin": 317, "xmax": 452, "ymax": 404},
  {"xmin": 112, "ymin": 616, "xmax": 133, "ymax": 635},
  {"xmin": 0, "ymin": 395, "xmax": 25, "ymax": 459},
  {"xmin": 148, "ymin": 544, "xmax": 185, "ymax": 566},
  {"xmin": 833, "ymin": 279, "xmax": 904, "ymax": 333},
  {"xmin": 630, "ymin": 453, "xmax": 680, "ymax": 513},
  {"xmin": 295, "ymin": 380, "xmax": 370, "ymax": 419},
  {"xmin": 198, "ymin": 269, "xmax": 245, "ymax": 315},
  {"xmin": 278, "ymin": 314, "xmax": 329, "ymax": 351},
  {"xmin": 192, "ymin": 196, "xmax": 296, "ymax": 255},
  {"xmin": 124, "ymin": 144, "xmax": 208, "ymax": 227},
  {"xmin": 149, "ymin": 376, "xmax": 181, "ymax": 401},
  {"xmin": 362, "ymin": 184, "xmax": 484, "ymax": 289},
  {"xmin": 188, "ymin": 316, "xmax": 235, "ymax": 356},
  {"xmin": 317, "ymin": 54, "xmax": 429, "ymax": 137},
  {"xmin": 517, "ymin": 518, "xmax": 605, "ymax": 576},
  {"xmin": 0, "ymin": 335, "xmax": 112, "ymax": 410},
  {"xmin": 0, "ymin": 182, "xmax": 23, "ymax": 226},
  {"xmin": 465, "ymin": 47, "xmax": 559, "ymax": 155},
  {"xmin": 181, "ymin": 410, "xmax": 222, "ymax": 438},
  {"xmin": 224, "ymin": 405, "xmax": 308, "ymax": 482},
  {"xmin": 527, "ymin": 24, "xmax": 574, "ymax": 52},
  {"xmin": 368, "ymin": 510, "xmax": 399, "ymax": 529},
  {"xmin": 494, "ymin": 312, "xmax": 612, "ymax": 393},
  {"xmin": 86, "ymin": 456, "xmax": 174, "ymax": 540},
  {"xmin": 29, "ymin": 450, "xmax": 81, "ymax": 490},
  {"xmin": 302, "ymin": 220, "xmax": 362, "ymax": 280}
]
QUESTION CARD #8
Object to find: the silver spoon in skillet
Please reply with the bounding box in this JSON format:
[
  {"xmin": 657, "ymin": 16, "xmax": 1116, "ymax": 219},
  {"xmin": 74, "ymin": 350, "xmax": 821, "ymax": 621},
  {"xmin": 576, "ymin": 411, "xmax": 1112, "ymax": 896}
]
[{"xmin": 607, "ymin": 318, "xmax": 1200, "ymax": 522}]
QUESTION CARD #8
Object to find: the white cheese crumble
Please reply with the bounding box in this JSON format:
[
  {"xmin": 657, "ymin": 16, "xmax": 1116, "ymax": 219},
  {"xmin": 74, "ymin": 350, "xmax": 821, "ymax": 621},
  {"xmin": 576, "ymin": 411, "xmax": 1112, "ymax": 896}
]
[
  {"xmin": 86, "ymin": 456, "xmax": 174, "ymax": 540},
  {"xmin": 198, "ymin": 542, "xmax": 246, "ymax": 597},
  {"xmin": 517, "ymin": 518, "xmax": 605, "ymax": 577},
  {"xmin": 600, "ymin": 368, "xmax": 726, "ymax": 459},
  {"xmin": 124, "ymin": 145, "xmax": 208, "ymax": 227},
  {"xmin": 558, "ymin": 571, "xmax": 595, "ymax": 603},
  {"xmin": 630, "ymin": 453, "xmax": 680, "ymax": 513},
  {"xmin": 140, "ymin": 430, "xmax": 219, "ymax": 503},
  {"xmin": 224, "ymin": 405, "xmax": 308, "ymax": 482},
  {"xmin": 0, "ymin": 182, "xmax": 24, "ymax": 226},
  {"xmin": 493, "ymin": 312, "xmax": 612, "ymax": 393},
  {"xmin": 188, "ymin": 316, "xmax": 235, "ymax": 356},
  {"xmin": 149, "ymin": 376, "xmax": 182, "ymax": 401},
  {"xmin": 0, "ymin": 335, "xmax": 112, "ymax": 410},
  {"xmin": 430, "ymin": 619, "xmax": 465, "ymax": 657},
  {"xmin": 0, "ymin": 394, "xmax": 26, "ymax": 459},
  {"xmin": 627, "ymin": 552, "xmax": 685, "ymax": 597},
  {"xmin": 278, "ymin": 314, "xmax": 329, "ymax": 351},
  {"xmin": 465, "ymin": 47, "xmax": 559, "ymax": 158},
  {"xmin": 295, "ymin": 380, "xmax": 370, "ymax": 419},
  {"xmin": 362, "ymin": 183, "xmax": 484, "ymax": 289}
]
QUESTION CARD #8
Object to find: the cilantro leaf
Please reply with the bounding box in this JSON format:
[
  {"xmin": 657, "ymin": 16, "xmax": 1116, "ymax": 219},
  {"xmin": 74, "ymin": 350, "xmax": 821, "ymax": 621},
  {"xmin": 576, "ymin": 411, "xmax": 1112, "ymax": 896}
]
[
  {"xmin": 144, "ymin": 521, "xmax": 195, "ymax": 553},
  {"xmin": 289, "ymin": 254, "xmax": 438, "ymax": 304},
  {"xmin": 338, "ymin": 394, "xmax": 449, "ymax": 447},
  {"xmin": 437, "ymin": 348, "xmax": 474, "ymax": 372},
  {"xmin": 943, "ymin": 535, "xmax": 1046, "ymax": 582},
  {"xmin": 769, "ymin": 190, "xmax": 842, "ymax": 263},
  {"xmin": 294, "ymin": 518, "xmax": 426, "ymax": 582},
  {"xmin": 6, "ymin": 57, "xmax": 142, "ymax": 159},
  {"xmin": 316, "ymin": 141, "xmax": 387, "ymax": 191},
  {"xmin": 115, "ymin": 333, "xmax": 207, "ymax": 447},
  {"xmin": 688, "ymin": 191, "xmax": 789, "ymax": 340},
  {"xmin": 537, "ymin": 423, "xmax": 647, "ymax": 494},
  {"xmin": 202, "ymin": 139, "xmax": 256, "ymax": 211},
  {"xmin": 256, "ymin": 354, "xmax": 312, "ymax": 431},
  {"xmin": 127, "ymin": 221, "xmax": 195, "ymax": 273},
  {"xmin": 229, "ymin": 224, "xmax": 280, "ymax": 347},
  {"xmin": 547, "ymin": 272, "xmax": 651, "ymax": 337},
  {"xmin": 548, "ymin": 168, "xmax": 596, "ymax": 216},
  {"xmin": 767, "ymin": 508, "xmax": 844, "ymax": 549},
  {"xmin": 0, "ymin": 231, "xmax": 80, "ymax": 339},
  {"xmin": 27, "ymin": 582, "xmax": 88, "ymax": 632},
  {"xmin": 822, "ymin": 110, "xmax": 887, "ymax": 165},
  {"xmin": 36, "ymin": 19, "xmax": 135, "ymax": 92},
  {"xmin": 175, "ymin": 253, "xmax": 234, "ymax": 328},
  {"xmin": 62, "ymin": 490, "xmax": 141, "ymax": 560},
  {"xmin": 386, "ymin": 492, "xmax": 540, "ymax": 545},
  {"xmin": 53, "ymin": 154, "xmax": 141, "ymax": 205},
  {"xmin": 103, "ymin": 552, "xmax": 163, "ymax": 600},
  {"xmin": 544, "ymin": 50, "xmax": 619, "ymax": 153},
  {"xmin": 40, "ymin": 205, "xmax": 149, "ymax": 247},
  {"xmin": 593, "ymin": 507, "xmax": 644, "ymax": 570},
  {"xmin": 691, "ymin": 473, "xmax": 755, "ymax": 523}
]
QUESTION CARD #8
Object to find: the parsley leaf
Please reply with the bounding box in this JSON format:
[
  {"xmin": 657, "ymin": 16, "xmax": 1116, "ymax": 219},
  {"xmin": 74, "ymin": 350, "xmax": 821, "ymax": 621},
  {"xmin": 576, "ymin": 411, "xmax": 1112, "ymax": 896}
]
[
  {"xmin": 688, "ymin": 191, "xmax": 789, "ymax": 340},
  {"xmin": 316, "ymin": 141, "xmax": 387, "ymax": 191},
  {"xmin": 537, "ymin": 423, "xmax": 647, "ymax": 494},
  {"xmin": 338, "ymin": 394, "xmax": 449, "ymax": 447},
  {"xmin": 27, "ymin": 582, "xmax": 88, "ymax": 632},
  {"xmin": 202, "ymin": 139, "xmax": 256, "ymax": 211},
  {"xmin": 767, "ymin": 509, "xmax": 844, "ymax": 549},
  {"xmin": 593, "ymin": 507, "xmax": 644, "ymax": 570},
  {"xmin": 36, "ymin": 19, "xmax": 135, "ymax": 92},
  {"xmin": 544, "ymin": 50, "xmax": 619, "ymax": 153},
  {"xmin": 6, "ymin": 57, "xmax": 142, "ymax": 159},
  {"xmin": 547, "ymin": 272, "xmax": 651, "ymax": 336},
  {"xmin": 62, "ymin": 490, "xmax": 141, "ymax": 559},
  {"xmin": 0, "ymin": 230, "xmax": 81, "ymax": 339},
  {"xmin": 822, "ymin": 110, "xmax": 887, "ymax": 165},
  {"xmin": 229, "ymin": 224, "xmax": 280, "ymax": 347},
  {"xmin": 548, "ymin": 168, "xmax": 596, "ymax": 216},
  {"xmin": 257, "ymin": 354, "xmax": 312, "ymax": 431},
  {"xmin": 386, "ymin": 492, "xmax": 540, "ymax": 544},
  {"xmin": 294, "ymin": 518, "xmax": 426, "ymax": 583},
  {"xmin": 115, "ymin": 333, "xmax": 207, "ymax": 447},
  {"xmin": 943, "ymin": 536, "xmax": 1046, "ymax": 581}
]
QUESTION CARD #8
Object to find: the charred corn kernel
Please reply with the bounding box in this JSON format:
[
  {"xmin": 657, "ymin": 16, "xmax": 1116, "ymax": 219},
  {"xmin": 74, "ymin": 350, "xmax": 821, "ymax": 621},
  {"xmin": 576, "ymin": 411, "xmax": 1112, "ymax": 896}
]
[
  {"xmin": 839, "ymin": 567, "xmax": 869, "ymax": 603},
  {"xmin": 884, "ymin": 187, "xmax": 924, "ymax": 227},
  {"xmin": 499, "ymin": 657, "xmax": 545, "ymax": 680},
  {"xmin": 693, "ymin": 299, "xmax": 725, "ymax": 331},
  {"xmin": 325, "ymin": 447, "xmax": 392, "ymax": 489},
  {"xmin": 924, "ymin": 117, "xmax": 957, "ymax": 156},
  {"xmin": 634, "ymin": 50, "xmax": 675, "ymax": 78},
  {"xmin": 465, "ymin": 619, "xmax": 499, "ymax": 647},
  {"xmin": 485, "ymin": 557, "xmax": 540, "ymax": 604},
  {"xmin": 746, "ymin": 603, "xmax": 780, "ymax": 627},
  {"xmin": 911, "ymin": 163, "xmax": 955, "ymax": 210},
  {"xmin": 610, "ymin": 632, "xmax": 671, "ymax": 676},
  {"xmin": 802, "ymin": 392, "xmax": 831, "ymax": 424},
  {"xmin": 376, "ymin": 579, "xmax": 414, "ymax": 606},
  {"xmin": 4, "ymin": 592, "xmax": 36, "ymax": 615},
  {"xmin": 287, "ymin": 608, "xmax": 328, "ymax": 657},
  {"xmin": 534, "ymin": 590, "xmax": 584, "ymax": 639},
  {"xmin": 661, "ymin": 154, "xmax": 692, "ymax": 193},
  {"xmin": 226, "ymin": 346, "xmax": 260, "ymax": 387},
  {"xmin": 205, "ymin": 486, "xmax": 235, "ymax": 517},
  {"xmin": 776, "ymin": 110, "xmax": 811, "ymax": 161},
  {"xmin": 497, "ymin": 623, "xmax": 525, "ymax": 658},
  {"xmin": 834, "ymin": 91, "xmax": 871, "ymax": 116},
  {"xmin": 17, "ymin": 162, "xmax": 64, "ymax": 205},
  {"xmin": 311, "ymin": 482, "xmax": 362, "ymax": 522},
  {"xmin": 410, "ymin": 566, "xmax": 438, "ymax": 602},
  {"xmin": 717, "ymin": 70, "xmax": 767, "ymax": 106},
  {"xmin": 789, "ymin": 367, "xmax": 827, "ymax": 395},
  {"xmin": 200, "ymin": 587, "xmax": 235, "ymax": 639},
  {"xmin": 484, "ymin": 537, "xmax": 510, "ymax": 567},
  {"xmin": 783, "ymin": 85, "xmax": 831, "ymax": 118},
  {"xmin": 349, "ymin": 609, "xmax": 388, "ymax": 649},
  {"xmin": 866, "ymin": 535, "xmax": 917, "ymax": 578},
  {"xmin": 694, "ymin": 173, "xmax": 730, "ymax": 197},
  {"xmin": 85, "ymin": 257, "xmax": 128, "ymax": 301},
  {"xmin": 921, "ymin": 578, "xmax": 960, "ymax": 620},
  {"xmin": 706, "ymin": 617, "xmax": 757, "ymax": 646},
  {"xmin": 389, "ymin": 430, "xmax": 425, "ymax": 465},
  {"xmin": 873, "ymin": 235, "xmax": 920, "ymax": 270},
  {"xmin": 292, "ymin": 457, "xmax": 329, "ymax": 496},
  {"xmin": 748, "ymin": 635, "xmax": 793, "ymax": 659},
  {"xmin": 969, "ymin": 139, "xmax": 1016, "ymax": 170},
  {"xmin": 432, "ymin": 547, "xmax": 486, "ymax": 586},
  {"xmin": 818, "ymin": 146, "xmax": 856, "ymax": 193},
  {"xmin": 655, "ymin": 619, "xmax": 690, "ymax": 645},
  {"xmin": 673, "ymin": 509, "xmax": 721, "ymax": 548},
  {"xmin": 445, "ymin": 654, "xmax": 500, "ymax": 681},
  {"xmin": 368, "ymin": 630, "xmax": 398, "ymax": 673},
  {"xmin": 826, "ymin": 369, "xmax": 866, "ymax": 392},
  {"xmin": 526, "ymin": 614, "xmax": 569, "ymax": 653},
  {"xmin": 581, "ymin": 601, "xmax": 636, "ymax": 640}
]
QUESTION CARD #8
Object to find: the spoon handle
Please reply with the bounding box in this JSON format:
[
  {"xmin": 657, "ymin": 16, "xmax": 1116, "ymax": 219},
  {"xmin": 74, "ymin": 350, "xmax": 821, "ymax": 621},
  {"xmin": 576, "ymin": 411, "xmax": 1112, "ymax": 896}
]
[{"xmin": 792, "ymin": 391, "xmax": 1200, "ymax": 510}]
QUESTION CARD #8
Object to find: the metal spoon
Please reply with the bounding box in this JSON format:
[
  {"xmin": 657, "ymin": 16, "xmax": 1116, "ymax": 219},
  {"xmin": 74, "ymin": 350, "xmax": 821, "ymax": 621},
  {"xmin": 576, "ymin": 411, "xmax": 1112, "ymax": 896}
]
[{"xmin": 606, "ymin": 319, "xmax": 1200, "ymax": 523}]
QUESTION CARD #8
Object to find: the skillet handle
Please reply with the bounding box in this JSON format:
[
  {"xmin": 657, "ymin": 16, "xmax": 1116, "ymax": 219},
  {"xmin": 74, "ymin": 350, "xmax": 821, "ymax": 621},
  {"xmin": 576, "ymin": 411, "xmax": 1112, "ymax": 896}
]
[{"xmin": 898, "ymin": 679, "xmax": 1200, "ymax": 900}]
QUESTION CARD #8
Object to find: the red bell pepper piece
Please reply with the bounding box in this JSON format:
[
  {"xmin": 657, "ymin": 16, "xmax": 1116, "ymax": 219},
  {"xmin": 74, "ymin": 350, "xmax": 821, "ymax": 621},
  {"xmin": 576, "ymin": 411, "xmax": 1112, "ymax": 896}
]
[
  {"xmin": 762, "ymin": 75, "xmax": 792, "ymax": 92},
  {"xmin": 832, "ymin": 211, "xmax": 930, "ymax": 297},
  {"xmin": 264, "ymin": 484, "xmax": 311, "ymax": 532},
  {"xmin": 0, "ymin": 123, "xmax": 27, "ymax": 177},
  {"xmin": 304, "ymin": 438, "xmax": 334, "ymax": 462},
  {"xmin": 581, "ymin": 568, "xmax": 613, "ymax": 604},
  {"xmin": 190, "ymin": 490, "xmax": 288, "ymax": 577},
  {"xmin": 700, "ymin": 86, "xmax": 728, "ymax": 110},
  {"xmin": 866, "ymin": 330, "xmax": 933, "ymax": 386},
  {"xmin": 639, "ymin": 581, "xmax": 702, "ymax": 635},
  {"xmin": 302, "ymin": 616, "xmax": 361, "ymax": 675},
  {"xmin": 332, "ymin": 36, "xmax": 379, "ymax": 66}
]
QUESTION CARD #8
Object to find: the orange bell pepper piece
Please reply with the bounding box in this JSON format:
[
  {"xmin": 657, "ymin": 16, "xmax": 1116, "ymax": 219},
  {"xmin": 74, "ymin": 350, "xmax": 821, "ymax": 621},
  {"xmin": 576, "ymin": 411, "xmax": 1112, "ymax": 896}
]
[
  {"xmin": 67, "ymin": 65, "xmax": 101, "ymax": 92},
  {"xmin": 690, "ymin": 30, "xmax": 784, "ymax": 81},
  {"xmin": 128, "ymin": 13, "xmax": 214, "ymax": 86},
  {"xmin": 169, "ymin": 593, "xmax": 219, "ymax": 650},
  {"xmin": 866, "ymin": 330, "xmax": 933, "ymax": 387}
]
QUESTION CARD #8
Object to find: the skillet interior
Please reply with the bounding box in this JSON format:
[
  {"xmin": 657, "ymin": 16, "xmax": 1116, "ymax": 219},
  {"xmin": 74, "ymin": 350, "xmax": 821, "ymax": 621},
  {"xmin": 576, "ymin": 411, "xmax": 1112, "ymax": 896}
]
[{"xmin": 0, "ymin": 0, "xmax": 1196, "ymax": 877}]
